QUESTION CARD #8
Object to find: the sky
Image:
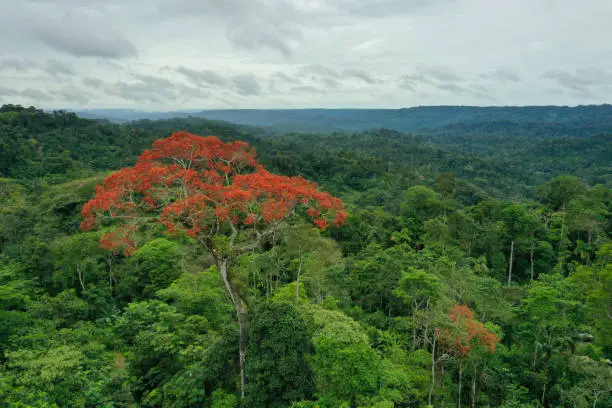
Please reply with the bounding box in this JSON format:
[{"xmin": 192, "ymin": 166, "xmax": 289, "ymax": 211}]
[{"xmin": 1, "ymin": 0, "xmax": 612, "ymax": 110}]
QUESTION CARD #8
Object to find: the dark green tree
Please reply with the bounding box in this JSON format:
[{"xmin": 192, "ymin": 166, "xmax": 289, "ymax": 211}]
[{"xmin": 245, "ymin": 300, "xmax": 315, "ymax": 408}]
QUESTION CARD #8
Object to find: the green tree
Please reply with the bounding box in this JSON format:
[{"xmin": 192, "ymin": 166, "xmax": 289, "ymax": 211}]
[
  {"xmin": 305, "ymin": 306, "xmax": 381, "ymax": 407},
  {"xmin": 393, "ymin": 267, "xmax": 441, "ymax": 349},
  {"xmin": 245, "ymin": 300, "xmax": 315, "ymax": 408},
  {"xmin": 122, "ymin": 238, "xmax": 184, "ymax": 299},
  {"xmin": 500, "ymin": 204, "xmax": 539, "ymax": 285}
]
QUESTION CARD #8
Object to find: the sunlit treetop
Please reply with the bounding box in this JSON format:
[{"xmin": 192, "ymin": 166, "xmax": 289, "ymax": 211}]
[{"xmin": 81, "ymin": 131, "xmax": 346, "ymax": 255}]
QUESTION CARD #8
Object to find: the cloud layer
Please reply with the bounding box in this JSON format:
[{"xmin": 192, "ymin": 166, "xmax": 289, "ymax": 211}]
[{"xmin": 1, "ymin": 0, "xmax": 612, "ymax": 109}]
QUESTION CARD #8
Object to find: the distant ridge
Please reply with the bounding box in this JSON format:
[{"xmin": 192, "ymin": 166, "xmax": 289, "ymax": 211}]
[{"xmin": 70, "ymin": 104, "xmax": 612, "ymax": 133}]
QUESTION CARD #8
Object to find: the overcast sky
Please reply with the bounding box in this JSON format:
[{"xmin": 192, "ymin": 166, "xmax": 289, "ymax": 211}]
[{"xmin": 1, "ymin": 0, "xmax": 611, "ymax": 110}]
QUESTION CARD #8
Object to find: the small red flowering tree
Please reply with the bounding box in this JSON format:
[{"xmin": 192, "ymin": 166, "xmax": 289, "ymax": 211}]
[
  {"xmin": 437, "ymin": 305, "xmax": 499, "ymax": 408},
  {"xmin": 81, "ymin": 131, "xmax": 346, "ymax": 398}
]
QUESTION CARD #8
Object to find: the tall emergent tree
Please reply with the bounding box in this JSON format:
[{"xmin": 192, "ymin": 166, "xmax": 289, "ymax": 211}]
[{"xmin": 80, "ymin": 131, "xmax": 346, "ymax": 398}]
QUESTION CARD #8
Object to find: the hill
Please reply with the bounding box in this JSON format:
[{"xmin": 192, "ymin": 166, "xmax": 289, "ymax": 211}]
[
  {"xmin": 73, "ymin": 105, "xmax": 612, "ymax": 134},
  {"xmin": 3, "ymin": 104, "xmax": 611, "ymax": 197}
]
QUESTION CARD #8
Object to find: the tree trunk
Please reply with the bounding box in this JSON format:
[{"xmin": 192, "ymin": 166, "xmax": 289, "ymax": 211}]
[
  {"xmin": 106, "ymin": 254, "xmax": 114, "ymax": 293},
  {"xmin": 76, "ymin": 264, "xmax": 85, "ymax": 292},
  {"xmin": 429, "ymin": 336, "xmax": 436, "ymax": 406},
  {"xmin": 412, "ymin": 302, "xmax": 418, "ymax": 350},
  {"xmin": 530, "ymin": 238, "xmax": 535, "ymax": 281},
  {"xmin": 442, "ymin": 206, "xmax": 447, "ymax": 254},
  {"xmin": 422, "ymin": 297, "xmax": 430, "ymax": 350},
  {"xmin": 296, "ymin": 251, "xmax": 303, "ymax": 305},
  {"xmin": 458, "ymin": 362, "xmax": 463, "ymax": 408},
  {"xmin": 471, "ymin": 364, "xmax": 477, "ymax": 408},
  {"xmin": 587, "ymin": 229, "xmax": 593, "ymax": 265},
  {"xmin": 593, "ymin": 391, "xmax": 600, "ymax": 408},
  {"xmin": 558, "ymin": 209, "xmax": 566, "ymax": 267},
  {"xmin": 218, "ymin": 258, "xmax": 249, "ymax": 399},
  {"xmin": 507, "ymin": 240, "xmax": 514, "ymax": 287},
  {"xmin": 541, "ymin": 356, "xmax": 549, "ymax": 408}
]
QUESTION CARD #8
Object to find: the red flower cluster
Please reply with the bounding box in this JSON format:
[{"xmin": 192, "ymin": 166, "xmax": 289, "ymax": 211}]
[
  {"xmin": 438, "ymin": 304, "xmax": 499, "ymax": 357},
  {"xmin": 81, "ymin": 132, "xmax": 347, "ymax": 254}
]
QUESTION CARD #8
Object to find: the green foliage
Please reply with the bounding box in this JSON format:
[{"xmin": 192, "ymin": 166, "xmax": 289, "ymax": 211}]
[
  {"xmin": 114, "ymin": 300, "xmax": 212, "ymax": 406},
  {"xmin": 302, "ymin": 305, "xmax": 381, "ymax": 406},
  {"xmin": 120, "ymin": 238, "xmax": 184, "ymax": 299},
  {"xmin": 0, "ymin": 321, "xmax": 127, "ymax": 407},
  {"xmin": 158, "ymin": 266, "xmax": 233, "ymax": 328},
  {"xmin": 538, "ymin": 175, "xmax": 585, "ymax": 210},
  {"xmin": 1, "ymin": 104, "xmax": 611, "ymax": 407},
  {"xmin": 273, "ymin": 281, "xmax": 309, "ymax": 304},
  {"xmin": 245, "ymin": 300, "xmax": 315, "ymax": 408},
  {"xmin": 211, "ymin": 389, "xmax": 239, "ymax": 408}
]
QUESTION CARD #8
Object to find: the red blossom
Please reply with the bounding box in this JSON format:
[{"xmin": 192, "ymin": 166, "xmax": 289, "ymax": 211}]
[
  {"xmin": 81, "ymin": 132, "xmax": 346, "ymax": 254},
  {"xmin": 438, "ymin": 304, "xmax": 500, "ymax": 358}
]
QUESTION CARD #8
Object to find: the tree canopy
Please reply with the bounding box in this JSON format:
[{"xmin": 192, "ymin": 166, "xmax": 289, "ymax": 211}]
[{"xmin": 0, "ymin": 105, "xmax": 610, "ymax": 408}]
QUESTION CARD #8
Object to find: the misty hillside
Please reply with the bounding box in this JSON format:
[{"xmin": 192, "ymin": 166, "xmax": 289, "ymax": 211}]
[{"xmin": 74, "ymin": 104, "xmax": 612, "ymax": 134}]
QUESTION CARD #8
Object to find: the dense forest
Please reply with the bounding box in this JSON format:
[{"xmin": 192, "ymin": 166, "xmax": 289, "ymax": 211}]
[{"xmin": 0, "ymin": 104, "xmax": 611, "ymax": 408}]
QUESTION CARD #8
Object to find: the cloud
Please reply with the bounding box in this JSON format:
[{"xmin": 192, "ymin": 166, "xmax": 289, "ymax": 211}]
[
  {"xmin": 20, "ymin": 88, "xmax": 54, "ymax": 101},
  {"xmin": 322, "ymin": 78, "xmax": 340, "ymax": 88},
  {"xmin": 162, "ymin": 0, "xmax": 302, "ymax": 57},
  {"xmin": 339, "ymin": 0, "xmax": 454, "ymax": 18},
  {"xmin": 157, "ymin": 0, "xmax": 450, "ymax": 58},
  {"xmin": 575, "ymin": 67, "xmax": 612, "ymax": 84},
  {"xmin": 482, "ymin": 68, "xmax": 521, "ymax": 82},
  {"xmin": 433, "ymin": 82, "xmax": 494, "ymax": 100},
  {"xmin": 289, "ymin": 86, "xmax": 326, "ymax": 95},
  {"xmin": 131, "ymin": 73, "xmax": 175, "ymax": 91},
  {"xmin": 417, "ymin": 65, "xmax": 462, "ymax": 82},
  {"xmin": 104, "ymin": 81, "xmax": 165, "ymax": 103},
  {"xmin": 436, "ymin": 82, "xmax": 467, "ymax": 95},
  {"xmin": 397, "ymin": 75, "xmax": 416, "ymax": 91},
  {"xmin": 82, "ymin": 77, "xmax": 104, "ymax": 88},
  {"xmin": 175, "ymin": 66, "xmax": 228, "ymax": 87},
  {"xmin": 104, "ymin": 74, "xmax": 179, "ymax": 103},
  {"xmin": 273, "ymin": 71, "xmax": 301, "ymax": 85},
  {"xmin": 300, "ymin": 64, "xmax": 340, "ymax": 79},
  {"xmin": 541, "ymin": 67, "xmax": 612, "ymax": 97},
  {"xmin": 0, "ymin": 57, "xmax": 37, "ymax": 72},
  {"xmin": 396, "ymin": 65, "xmax": 498, "ymax": 100},
  {"xmin": 542, "ymin": 70, "xmax": 594, "ymax": 92},
  {"xmin": 28, "ymin": 11, "xmax": 137, "ymax": 58},
  {"xmin": 176, "ymin": 84, "xmax": 210, "ymax": 100},
  {"xmin": 396, "ymin": 66, "xmax": 463, "ymax": 90},
  {"xmin": 397, "ymin": 70, "xmax": 494, "ymax": 100},
  {"xmin": 0, "ymin": 87, "xmax": 20, "ymax": 96},
  {"xmin": 343, "ymin": 69, "xmax": 379, "ymax": 84},
  {"xmin": 467, "ymin": 84, "xmax": 495, "ymax": 101},
  {"xmin": 2, "ymin": 0, "xmax": 612, "ymax": 108},
  {"xmin": 231, "ymin": 74, "xmax": 261, "ymax": 96},
  {"xmin": 50, "ymin": 86, "xmax": 91, "ymax": 105},
  {"xmin": 45, "ymin": 59, "xmax": 75, "ymax": 77},
  {"xmin": 227, "ymin": 22, "xmax": 300, "ymax": 58},
  {"xmin": 296, "ymin": 64, "xmax": 342, "ymax": 87},
  {"xmin": 102, "ymin": 72, "xmax": 210, "ymax": 103}
]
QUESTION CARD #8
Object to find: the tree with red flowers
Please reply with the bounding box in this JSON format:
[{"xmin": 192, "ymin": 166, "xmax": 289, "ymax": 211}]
[
  {"xmin": 437, "ymin": 305, "xmax": 499, "ymax": 408},
  {"xmin": 81, "ymin": 131, "xmax": 347, "ymax": 398}
]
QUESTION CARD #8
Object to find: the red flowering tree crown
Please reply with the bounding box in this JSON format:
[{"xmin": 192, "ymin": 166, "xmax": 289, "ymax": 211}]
[
  {"xmin": 437, "ymin": 304, "xmax": 500, "ymax": 358},
  {"xmin": 81, "ymin": 132, "xmax": 347, "ymax": 255}
]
